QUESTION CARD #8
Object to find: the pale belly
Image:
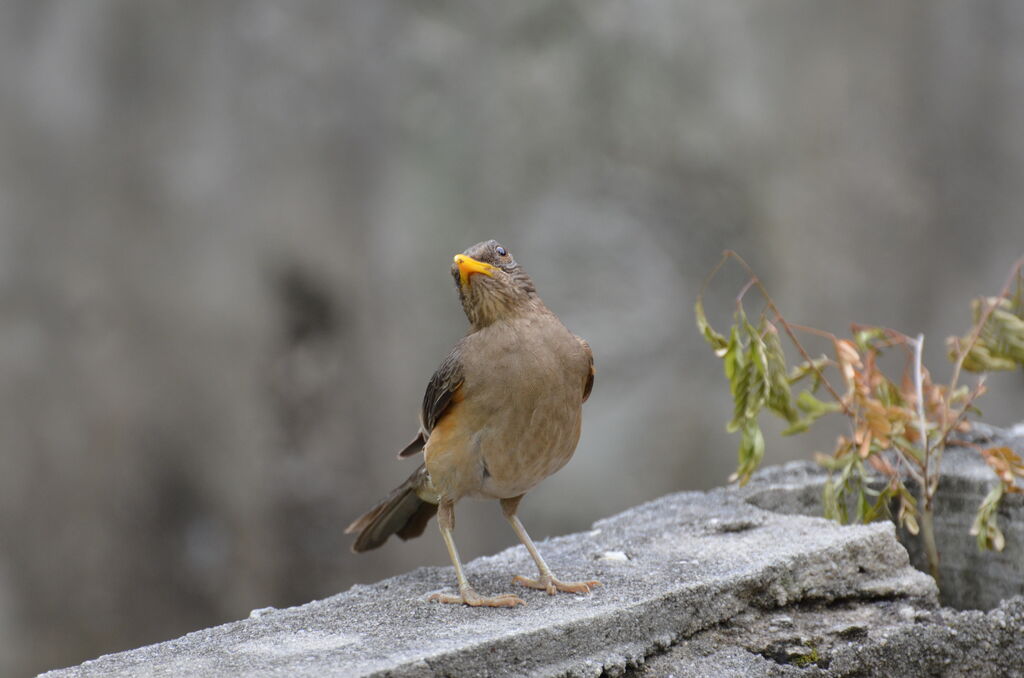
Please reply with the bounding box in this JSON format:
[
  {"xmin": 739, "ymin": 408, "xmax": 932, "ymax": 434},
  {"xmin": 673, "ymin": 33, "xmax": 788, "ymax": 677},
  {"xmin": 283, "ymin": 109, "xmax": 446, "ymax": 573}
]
[
  {"xmin": 476, "ymin": 402, "xmax": 583, "ymax": 499},
  {"xmin": 423, "ymin": 394, "xmax": 583, "ymax": 501},
  {"xmin": 422, "ymin": 314, "xmax": 589, "ymax": 502}
]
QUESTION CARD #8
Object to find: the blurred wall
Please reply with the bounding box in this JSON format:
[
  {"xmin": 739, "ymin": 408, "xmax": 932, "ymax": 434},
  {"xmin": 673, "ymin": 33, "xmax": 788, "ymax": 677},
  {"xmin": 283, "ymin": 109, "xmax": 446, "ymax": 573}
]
[{"xmin": 2, "ymin": 2, "xmax": 1024, "ymax": 675}]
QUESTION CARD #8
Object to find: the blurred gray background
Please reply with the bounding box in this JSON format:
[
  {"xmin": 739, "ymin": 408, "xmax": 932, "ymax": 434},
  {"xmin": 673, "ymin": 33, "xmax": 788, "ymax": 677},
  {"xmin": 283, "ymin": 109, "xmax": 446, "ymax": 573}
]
[{"xmin": 3, "ymin": 1, "xmax": 1024, "ymax": 675}]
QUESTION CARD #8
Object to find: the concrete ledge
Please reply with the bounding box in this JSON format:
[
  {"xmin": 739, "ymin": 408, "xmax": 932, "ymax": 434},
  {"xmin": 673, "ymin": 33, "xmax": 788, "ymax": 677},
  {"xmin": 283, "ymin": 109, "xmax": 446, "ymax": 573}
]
[
  {"xmin": 639, "ymin": 596, "xmax": 1024, "ymax": 677},
  {"xmin": 44, "ymin": 493, "xmax": 934, "ymax": 677},
  {"xmin": 43, "ymin": 424, "xmax": 1024, "ymax": 677},
  {"xmin": 742, "ymin": 423, "xmax": 1024, "ymax": 611}
]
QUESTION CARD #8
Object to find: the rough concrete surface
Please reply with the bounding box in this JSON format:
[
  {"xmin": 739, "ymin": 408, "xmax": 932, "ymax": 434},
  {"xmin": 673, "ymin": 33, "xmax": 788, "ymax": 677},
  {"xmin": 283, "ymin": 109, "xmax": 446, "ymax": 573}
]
[
  {"xmin": 42, "ymin": 489, "xmax": 933, "ymax": 678},
  {"xmin": 42, "ymin": 423, "xmax": 1024, "ymax": 677},
  {"xmin": 742, "ymin": 424, "xmax": 1024, "ymax": 612},
  {"xmin": 635, "ymin": 595, "xmax": 1024, "ymax": 678}
]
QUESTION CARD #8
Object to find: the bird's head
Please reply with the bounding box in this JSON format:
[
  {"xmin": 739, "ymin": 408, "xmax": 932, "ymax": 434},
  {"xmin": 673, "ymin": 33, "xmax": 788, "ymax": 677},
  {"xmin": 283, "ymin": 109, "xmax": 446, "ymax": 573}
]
[{"xmin": 451, "ymin": 240, "xmax": 540, "ymax": 328}]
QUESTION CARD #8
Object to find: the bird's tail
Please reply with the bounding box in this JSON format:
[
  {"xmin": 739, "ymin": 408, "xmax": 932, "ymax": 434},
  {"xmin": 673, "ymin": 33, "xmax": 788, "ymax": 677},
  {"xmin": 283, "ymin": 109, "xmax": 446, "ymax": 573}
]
[{"xmin": 345, "ymin": 463, "xmax": 439, "ymax": 552}]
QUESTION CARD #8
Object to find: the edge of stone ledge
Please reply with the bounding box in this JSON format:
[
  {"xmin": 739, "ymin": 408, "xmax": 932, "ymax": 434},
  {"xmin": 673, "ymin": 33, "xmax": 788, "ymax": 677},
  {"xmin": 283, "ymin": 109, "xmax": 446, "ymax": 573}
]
[
  {"xmin": 41, "ymin": 482, "xmax": 938, "ymax": 678},
  {"xmin": 44, "ymin": 421, "xmax": 1024, "ymax": 677}
]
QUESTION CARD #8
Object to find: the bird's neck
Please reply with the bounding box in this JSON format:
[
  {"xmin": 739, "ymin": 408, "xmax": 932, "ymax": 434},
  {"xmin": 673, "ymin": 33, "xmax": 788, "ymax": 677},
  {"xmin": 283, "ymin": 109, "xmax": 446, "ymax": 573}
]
[{"xmin": 465, "ymin": 294, "xmax": 548, "ymax": 330}]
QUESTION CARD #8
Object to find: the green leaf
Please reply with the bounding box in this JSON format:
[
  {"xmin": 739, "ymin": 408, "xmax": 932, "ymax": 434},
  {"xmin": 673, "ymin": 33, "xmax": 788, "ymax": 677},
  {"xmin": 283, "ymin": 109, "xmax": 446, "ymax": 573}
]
[
  {"xmin": 727, "ymin": 357, "xmax": 755, "ymax": 432},
  {"xmin": 960, "ymin": 342, "xmax": 1017, "ymax": 372},
  {"xmin": 783, "ymin": 388, "xmax": 841, "ymax": 435},
  {"xmin": 788, "ymin": 355, "xmax": 831, "ymax": 391},
  {"xmin": 832, "ymin": 474, "xmax": 849, "ymax": 524},
  {"xmin": 796, "ymin": 390, "xmax": 842, "ymax": 418},
  {"xmin": 855, "ymin": 487, "xmax": 873, "ymax": 523},
  {"xmin": 855, "ymin": 327, "xmax": 887, "ymax": 352},
  {"xmin": 763, "ymin": 322, "xmax": 798, "ymax": 423},
  {"xmin": 868, "ymin": 488, "xmax": 893, "ymax": 522},
  {"xmin": 745, "ymin": 316, "xmax": 771, "ymax": 418},
  {"xmin": 892, "ymin": 435, "xmax": 925, "ymax": 464},
  {"xmin": 724, "ymin": 325, "xmax": 743, "ymax": 382},
  {"xmin": 971, "ymin": 484, "xmax": 1007, "ymax": 551},
  {"xmin": 701, "ymin": 300, "xmax": 772, "ymax": 488},
  {"xmin": 814, "ymin": 452, "xmax": 845, "ymax": 472},
  {"xmin": 875, "ymin": 377, "xmax": 904, "ymax": 408},
  {"xmin": 956, "ymin": 296, "xmax": 1024, "ymax": 372},
  {"xmin": 781, "ymin": 418, "xmax": 812, "ymax": 436},
  {"xmin": 728, "ymin": 317, "xmax": 770, "ymax": 431},
  {"xmin": 838, "ymin": 454, "xmax": 855, "ymax": 485},
  {"xmin": 896, "ymin": 485, "xmax": 920, "ymax": 535},
  {"xmin": 822, "ymin": 479, "xmax": 838, "ymax": 521},
  {"xmin": 731, "ymin": 419, "xmax": 765, "ymax": 486},
  {"xmin": 695, "ymin": 299, "xmax": 728, "ymax": 354},
  {"xmin": 989, "ymin": 308, "xmax": 1024, "ymax": 363}
]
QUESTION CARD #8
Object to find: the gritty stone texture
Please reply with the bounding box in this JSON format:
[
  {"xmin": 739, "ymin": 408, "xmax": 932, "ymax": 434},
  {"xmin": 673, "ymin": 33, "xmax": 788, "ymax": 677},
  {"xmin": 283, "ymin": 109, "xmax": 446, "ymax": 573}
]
[
  {"xmin": 741, "ymin": 423, "xmax": 1024, "ymax": 611},
  {"xmin": 634, "ymin": 595, "xmax": 1024, "ymax": 678},
  {"xmin": 42, "ymin": 423, "xmax": 1024, "ymax": 678},
  {"xmin": 42, "ymin": 489, "xmax": 934, "ymax": 678},
  {"xmin": 914, "ymin": 424, "xmax": 1024, "ymax": 610}
]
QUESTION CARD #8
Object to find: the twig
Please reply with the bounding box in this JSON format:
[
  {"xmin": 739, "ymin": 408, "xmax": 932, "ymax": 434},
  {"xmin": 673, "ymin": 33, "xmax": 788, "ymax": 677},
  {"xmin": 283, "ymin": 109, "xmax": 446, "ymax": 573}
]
[
  {"xmin": 939, "ymin": 256, "xmax": 1020, "ymax": 482},
  {"xmin": 716, "ymin": 251, "xmax": 854, "ymax": 416},
  {"xmin": 893, "ymin": 442, "xmax": 926, "ymax": 488},
  {"xmin": 912, "ymin": 334, "xmax": 931, "ymax": 489},
  {"xmin": 948, "ymin": 256, "xmax": 1024, "ymax": 405},
  {"xmin": 787, "ymin": 323, "xmax": 837, "ymax": 340},
  {"xmin": 911, "ymin": 333, "xmax": 941, "ymax": 581},
  {"xmin": 735, "ymin": 278, "xmax": 757, "ymax": 309},
  {"xmin": 935, "ymin": 376, "xmax": 988, "ymax": 472}
]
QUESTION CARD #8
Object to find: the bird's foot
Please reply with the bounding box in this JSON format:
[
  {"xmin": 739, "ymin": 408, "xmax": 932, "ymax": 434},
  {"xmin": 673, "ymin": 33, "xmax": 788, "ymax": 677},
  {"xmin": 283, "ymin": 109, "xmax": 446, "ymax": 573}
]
[
  {"xmin": 429, "ymin": 587, "xmax": 525, "ymax": 607},
  {"xmin": 513, "ymin": 573, "xmax": 601, "ymax": 596}
]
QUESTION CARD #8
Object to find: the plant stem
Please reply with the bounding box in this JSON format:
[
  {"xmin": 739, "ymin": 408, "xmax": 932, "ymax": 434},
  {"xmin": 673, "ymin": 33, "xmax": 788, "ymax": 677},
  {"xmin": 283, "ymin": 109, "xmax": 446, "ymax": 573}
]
[
  {"xmin": 910, "ymin": 333, "xmax": 941, "ymax": 583},
  {"xmin": 935, "ymin": 256, "xmax": 1021, "ymax": 483},
  {"xmin": 919, "ymin": 491, "xmax": 941, "ymax": 584},
  {"xmin": 716, "ymin": 250, "xmax": 853, "ymax": 416},
  {"xmin": 912, "ymin": 334, "xmax": 932, "ymax": 492},
  {"xmin": 948, "ymin": 255, "xmax": 1024, "ymax": 401}
]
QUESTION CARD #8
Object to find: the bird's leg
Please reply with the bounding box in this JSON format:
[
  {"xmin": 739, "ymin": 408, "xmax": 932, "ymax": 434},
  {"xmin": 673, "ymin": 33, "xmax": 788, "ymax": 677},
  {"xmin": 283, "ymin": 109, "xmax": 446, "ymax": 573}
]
[
  {"xmin": 428, "ymin": 499, "xmax": 525, "ymax": 607},
  {"xmin": 500, "ymin": 496, "xmax": 601, "ymax": 595}
]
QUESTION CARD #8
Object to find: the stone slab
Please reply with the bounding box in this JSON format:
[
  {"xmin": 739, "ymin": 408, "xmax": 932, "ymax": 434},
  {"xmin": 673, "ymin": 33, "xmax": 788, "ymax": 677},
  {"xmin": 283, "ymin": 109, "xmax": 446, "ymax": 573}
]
[{"xmin": 41, "ymin": 488, "xmax": 934, "ymax": 678}]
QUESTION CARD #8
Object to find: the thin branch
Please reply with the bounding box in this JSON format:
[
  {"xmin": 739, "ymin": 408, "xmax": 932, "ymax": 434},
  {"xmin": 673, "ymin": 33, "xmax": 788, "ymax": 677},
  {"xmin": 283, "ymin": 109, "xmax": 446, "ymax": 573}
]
[
  {"xmin": 935, "ymin": 376, "xmax": 987, "ymax": 465},
  {"xmin": 912, "ymin": 334, "xmax": 932, "ymax": 505},
  {"xmin": 894, "ymin": 443, "xmax": 927, "ymax": 488},
  {"xmin": 698, "ymin": 250, "xmax": 736, "ymax": 300},
  {"xmin": 736, "ymin": 277, "xmax": 757, "ymax": 308},
  {"xmin": 948, "ymin": 255, "xmax": 1024, "ymax": 402},
  {"xmin": 937, "ymin": 256, "xmax": 1022, "ymax": 475},
  {"xmin": 718, "ymin": 251, "xmax": 854, "ymax": 416},
  {"xmin": 849, "ymin": 323, "xmax": 913, "ymax": 350},
  {"xmin": 787, "ymin": 323, "xmax": 838, "ymax": 340}
]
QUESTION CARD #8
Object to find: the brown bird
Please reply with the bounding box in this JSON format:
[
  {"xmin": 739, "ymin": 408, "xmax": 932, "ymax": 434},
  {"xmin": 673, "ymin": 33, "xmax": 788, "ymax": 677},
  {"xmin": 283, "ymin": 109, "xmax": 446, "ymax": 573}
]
[{"xmin": 346, "ymin": 239, "xmax": 598, "ymax": 607}]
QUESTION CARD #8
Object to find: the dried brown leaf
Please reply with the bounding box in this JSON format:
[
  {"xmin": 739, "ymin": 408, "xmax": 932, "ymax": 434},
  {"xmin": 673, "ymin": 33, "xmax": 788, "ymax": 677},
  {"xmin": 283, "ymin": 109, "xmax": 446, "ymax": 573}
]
[
  {"xmin": 980, "ymin": 446, "xmax": 1024, "ymax": 489},
  {"xmin": 868, "ymin": 454, "xmax": 897, "ymax": 477}
]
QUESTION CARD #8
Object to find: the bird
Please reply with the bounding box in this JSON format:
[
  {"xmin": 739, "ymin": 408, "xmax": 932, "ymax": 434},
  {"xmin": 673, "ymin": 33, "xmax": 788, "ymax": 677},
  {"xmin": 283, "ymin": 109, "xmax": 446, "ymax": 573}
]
[{"xmin": 345, "ymin": 239, "xmax": 598, "ymax": 607}]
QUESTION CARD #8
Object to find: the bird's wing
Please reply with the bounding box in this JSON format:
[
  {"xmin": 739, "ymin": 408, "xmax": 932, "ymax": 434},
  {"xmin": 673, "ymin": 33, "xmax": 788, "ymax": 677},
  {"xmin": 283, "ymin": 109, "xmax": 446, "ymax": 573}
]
[
  {"xmin": 576, "ymin": 335, "xmax": 595, "ymax": 403},
  {"xmin": 397, "ymin": 344, "xmax": 465, "ymax": 458}
]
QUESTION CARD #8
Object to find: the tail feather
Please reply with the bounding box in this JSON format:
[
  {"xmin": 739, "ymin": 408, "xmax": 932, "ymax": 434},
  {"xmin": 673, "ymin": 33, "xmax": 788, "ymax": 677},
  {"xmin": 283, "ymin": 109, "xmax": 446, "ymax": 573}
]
[{"xmin": 345, "ymin": 464, "xmax": 438, "ymax": 552}]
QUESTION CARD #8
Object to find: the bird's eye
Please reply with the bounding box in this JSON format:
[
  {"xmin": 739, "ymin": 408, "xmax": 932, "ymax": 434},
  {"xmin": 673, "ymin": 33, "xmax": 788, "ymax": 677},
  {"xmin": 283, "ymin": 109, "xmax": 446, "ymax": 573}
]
[{"xmin": 496, "ymin": 246, "xmax": 507, "ymax": 257}]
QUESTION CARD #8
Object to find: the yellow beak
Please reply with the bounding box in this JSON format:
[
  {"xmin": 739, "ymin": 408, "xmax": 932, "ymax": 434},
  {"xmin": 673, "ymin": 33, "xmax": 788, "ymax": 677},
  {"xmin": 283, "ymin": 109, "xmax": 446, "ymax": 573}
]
[{"xmin": 453, "ymin": 254, "xmax": 496, "ymax": 286}]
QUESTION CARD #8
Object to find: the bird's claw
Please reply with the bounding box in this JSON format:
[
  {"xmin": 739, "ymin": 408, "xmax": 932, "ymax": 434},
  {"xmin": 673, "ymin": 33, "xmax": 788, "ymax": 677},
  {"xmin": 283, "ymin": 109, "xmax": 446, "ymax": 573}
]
[
  {"xmin": 429, "ymin": 587, "xmax": 525, "ymax": 607},
  {"xmin": 513, "ymin": 574, "xmax": 601, "ymax": 595}
]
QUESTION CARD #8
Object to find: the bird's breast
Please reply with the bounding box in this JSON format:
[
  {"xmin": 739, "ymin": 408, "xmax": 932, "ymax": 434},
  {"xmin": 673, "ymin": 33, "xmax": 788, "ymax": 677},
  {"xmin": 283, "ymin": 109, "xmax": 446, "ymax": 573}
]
[{"xmin": 424, "ymin": 316, "xmax": 588, "ymax": 501}]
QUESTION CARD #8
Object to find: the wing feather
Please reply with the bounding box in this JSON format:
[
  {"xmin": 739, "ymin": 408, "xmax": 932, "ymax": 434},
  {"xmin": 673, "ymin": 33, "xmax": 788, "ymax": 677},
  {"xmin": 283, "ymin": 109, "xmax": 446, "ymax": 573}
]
[
  {"xmin": 397, "ymin": 343, "xmax": 465, "ymax": 457},
  {"xmin": 576, "ymin": 335, "xmax": 595, "ymax": 403}
]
